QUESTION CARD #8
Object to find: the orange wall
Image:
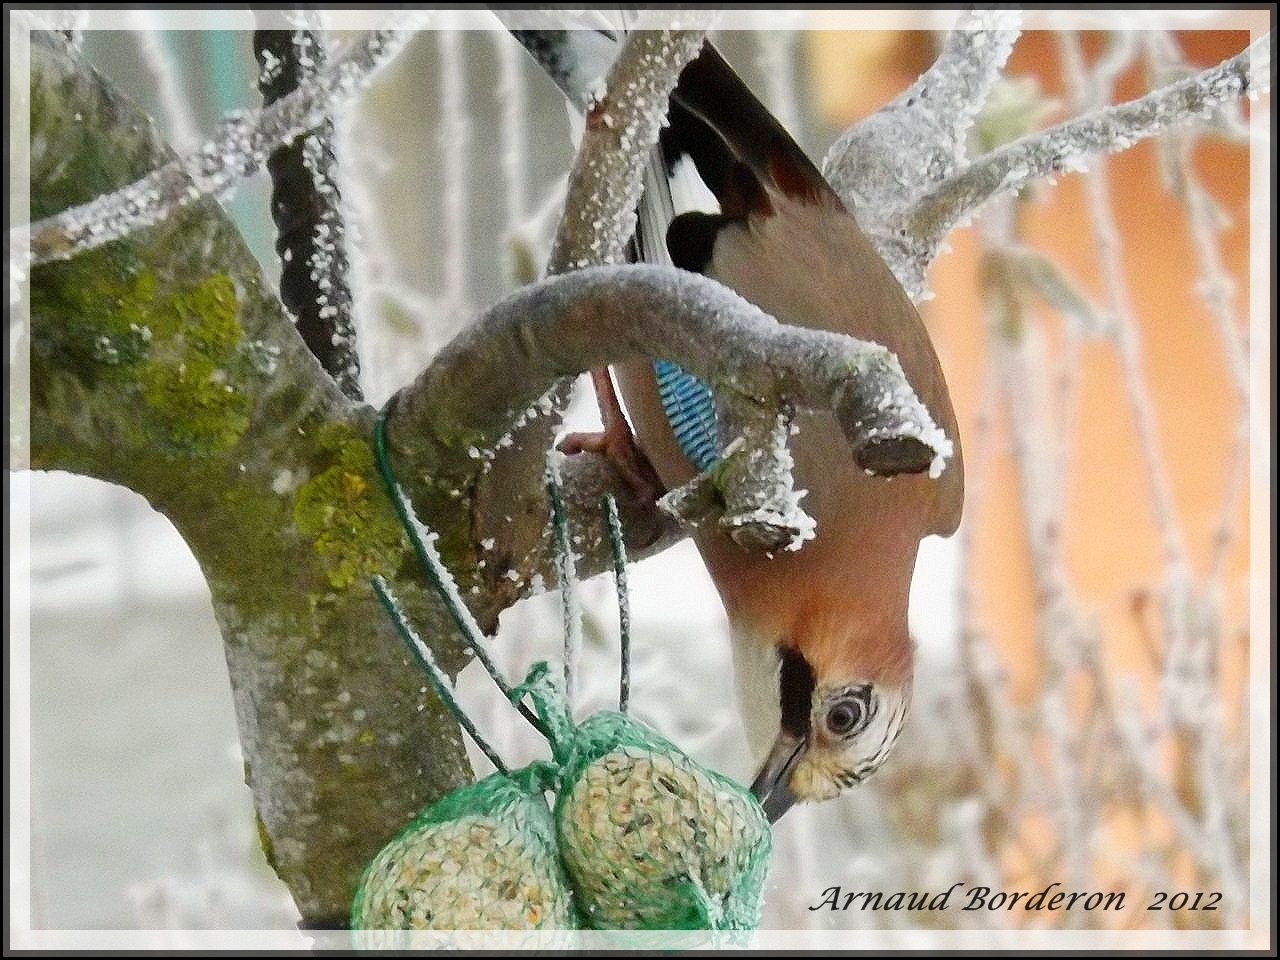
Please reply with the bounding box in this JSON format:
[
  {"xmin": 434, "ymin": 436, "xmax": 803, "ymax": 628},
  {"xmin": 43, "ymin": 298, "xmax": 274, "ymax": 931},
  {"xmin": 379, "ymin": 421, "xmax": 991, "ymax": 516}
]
[{"xmin": 810, "ymin": 29, "xmax": 1253, "ymax": 708}]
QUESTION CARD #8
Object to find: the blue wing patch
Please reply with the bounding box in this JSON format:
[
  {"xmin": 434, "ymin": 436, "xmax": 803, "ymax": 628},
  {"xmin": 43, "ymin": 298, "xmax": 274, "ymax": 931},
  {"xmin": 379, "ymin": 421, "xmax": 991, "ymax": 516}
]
[{"xmin": 654, "ymin": 359, "xmax": 720, "ymax": 472}]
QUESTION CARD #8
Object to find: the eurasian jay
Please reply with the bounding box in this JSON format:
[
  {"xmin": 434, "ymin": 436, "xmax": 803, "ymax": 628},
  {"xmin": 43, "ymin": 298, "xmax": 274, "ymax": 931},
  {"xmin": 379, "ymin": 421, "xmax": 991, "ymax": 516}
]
[{"xmin": 534, "ymin": 33, "xmax": 965, "ymax": 822}]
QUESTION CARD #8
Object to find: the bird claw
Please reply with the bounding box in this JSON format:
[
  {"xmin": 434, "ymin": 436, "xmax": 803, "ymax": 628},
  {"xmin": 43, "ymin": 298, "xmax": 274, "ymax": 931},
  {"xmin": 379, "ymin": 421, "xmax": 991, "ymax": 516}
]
[{"xmin": 559, "ymin": 423, "xmax": 667, "ymax": 508}]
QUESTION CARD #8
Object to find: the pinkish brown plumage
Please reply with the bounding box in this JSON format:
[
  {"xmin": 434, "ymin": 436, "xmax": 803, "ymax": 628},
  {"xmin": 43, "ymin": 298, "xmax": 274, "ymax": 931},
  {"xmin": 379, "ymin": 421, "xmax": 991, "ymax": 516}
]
[{"xmin": 605, "ymin": 42, "xmax": 964, "ymax": 821}]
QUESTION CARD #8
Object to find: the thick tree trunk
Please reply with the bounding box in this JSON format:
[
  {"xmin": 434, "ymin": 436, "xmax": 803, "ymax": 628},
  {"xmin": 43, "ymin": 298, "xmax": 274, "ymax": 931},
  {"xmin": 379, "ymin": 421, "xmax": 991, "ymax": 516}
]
[{"xmin": 27, "ymin": 35, "xmax": 473, "ymax": 927}]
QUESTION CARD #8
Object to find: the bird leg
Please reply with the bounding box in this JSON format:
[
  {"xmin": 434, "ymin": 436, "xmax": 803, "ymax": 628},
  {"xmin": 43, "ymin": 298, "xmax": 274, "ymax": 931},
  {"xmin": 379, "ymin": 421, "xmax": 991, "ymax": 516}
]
[{"xmin": 559, "ymin": 368, "xmax": 667, "ymax": 507}]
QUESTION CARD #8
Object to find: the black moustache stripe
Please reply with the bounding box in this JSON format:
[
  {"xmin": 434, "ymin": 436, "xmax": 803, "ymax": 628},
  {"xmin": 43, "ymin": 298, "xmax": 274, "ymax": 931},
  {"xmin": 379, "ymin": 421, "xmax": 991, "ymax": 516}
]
[{"xmin": 778, "ymin": 646, "xmax": 816, "ymax": 738}]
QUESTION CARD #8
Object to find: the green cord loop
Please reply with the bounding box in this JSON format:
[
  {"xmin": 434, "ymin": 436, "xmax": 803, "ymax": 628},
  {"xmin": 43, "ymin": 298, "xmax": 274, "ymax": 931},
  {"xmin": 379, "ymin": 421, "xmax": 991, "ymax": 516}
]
[
  {"xmin": 372, "ymin": 403, "xmax": 551, "ymax": 741},
  {"xmin": 601, "ymin": 494, "xmax": 631, "ymax": 713},
  {"xmin": 357, "ymin": 407, "xmax": 772, "ymax": 935},
  {"xmin": 371, "ymin": 574, "xmax": 508, "ymax": 775},
  {"xmin": 545, "ymin": 469, "xmax": 580, "ymax": 709},
  {"xmin": 511, "ymin": 661, "xmax": 576, "ymax": 766}
]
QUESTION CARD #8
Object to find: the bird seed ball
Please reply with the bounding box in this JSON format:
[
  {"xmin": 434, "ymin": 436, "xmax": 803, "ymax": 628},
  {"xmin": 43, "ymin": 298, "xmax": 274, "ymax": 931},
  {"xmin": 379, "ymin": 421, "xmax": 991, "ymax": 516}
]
[
  {"xmin": 555, "ymin": 715, "xmax": 771, "ymax": 930},
  {"xmin": 352, "ymin": 774, "xmax": 575, "ymax": 935}
]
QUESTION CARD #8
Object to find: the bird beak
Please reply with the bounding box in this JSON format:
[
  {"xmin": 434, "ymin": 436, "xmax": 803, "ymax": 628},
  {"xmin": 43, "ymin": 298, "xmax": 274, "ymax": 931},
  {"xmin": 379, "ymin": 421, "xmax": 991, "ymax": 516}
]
[{"xmin": 750, "ymin": 730, "xmax": 804, "ymax": 823}]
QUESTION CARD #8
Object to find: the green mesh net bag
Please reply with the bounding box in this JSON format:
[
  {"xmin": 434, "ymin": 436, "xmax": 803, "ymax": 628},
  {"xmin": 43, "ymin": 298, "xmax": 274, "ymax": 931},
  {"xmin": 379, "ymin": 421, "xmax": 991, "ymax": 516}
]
[
  {"xmin": 350, "ymin": 764, "xmax": 575, "ymax": 936},
  {"xmin": 506, "ymin": 664, "xmax": 772, "ymax": 932},
  {"xmin": 358, "ymin": 425, "xmax": 773, "ymax": 937},
  {"xmin": 351, "ymin": 657, "xmax": 772, "ymax": 937},
  {"xmin": 555, "ymin": 711, "xmax": 772, "ymax": 931}
]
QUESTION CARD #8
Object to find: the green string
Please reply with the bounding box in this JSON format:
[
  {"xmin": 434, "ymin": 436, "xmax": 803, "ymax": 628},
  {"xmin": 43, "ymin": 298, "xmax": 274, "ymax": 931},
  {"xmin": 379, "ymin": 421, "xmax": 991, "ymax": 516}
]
[
  {"xmin": 372, "ymin": 403, "xmax": 551, "ymax": 741},
  {"xmin": 511, "ymin": 661, "xmax": 576, "ymax": 766},
  {"xmin": 545, "ymin": 470, "xmax": 580, "ymax": 709},
  {"xmin": 371, "ymin": 574, "xmax": 508, "ymax": 775},
  {"xmin": 362, "ymin": 410, "xmax": 773, "ymax": 935},
  {"xmin": 601, "ymin": 494, "xmax": 631, "ymax": 714}
]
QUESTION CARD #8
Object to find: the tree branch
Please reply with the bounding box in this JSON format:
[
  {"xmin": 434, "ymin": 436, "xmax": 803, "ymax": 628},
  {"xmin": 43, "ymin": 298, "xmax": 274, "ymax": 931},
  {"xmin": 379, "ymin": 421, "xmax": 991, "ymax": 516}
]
[
  {"xmin": 255, "ymin": 25, "xmax": 363, "ymax": 401},
  {"xmin": 549, "ymin": 27, "xmax": 712, "ymax": 272},
  {"xmin": 821, "ymin": 7, "xmax": 1022, "ymax": 297},
  {"xmin": 26, "ymin": 24, "xmax": 420, "ymax": 266},
  {"xmin": 26, "ymin": 33, "xmax": 472, "ymax": 927},
  {"xmin": 547, "ymin": 24, "xmax": 842, "ymax": 554},
  {"xmin": 466, "ymin": 24, "xmax": 712, "ymax": 624},
  {"xmin": 907, "ymin": 32, "xmax": 1269, "ymax": 264},
  {"xmin": 821, "ymin": 26, "xmax": 1266, "ymax": 302},
  {"xmin": 915, "ymin": 9, "xmax": 1025, "ymax": 158},
  {"xmin": 384, "ymin": 264, "xmax": 952, "ymax": 609},
  {"xmin": 823, "ymin": 8, "xmax": 1021, "ymax": 217}
]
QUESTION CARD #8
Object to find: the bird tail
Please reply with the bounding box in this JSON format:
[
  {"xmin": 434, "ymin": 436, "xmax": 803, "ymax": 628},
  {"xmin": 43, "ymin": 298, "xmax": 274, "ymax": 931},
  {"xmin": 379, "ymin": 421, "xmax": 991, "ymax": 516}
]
[{"xmin": 665, "ymin": 42, "xmax": 834, "ymax": 211}]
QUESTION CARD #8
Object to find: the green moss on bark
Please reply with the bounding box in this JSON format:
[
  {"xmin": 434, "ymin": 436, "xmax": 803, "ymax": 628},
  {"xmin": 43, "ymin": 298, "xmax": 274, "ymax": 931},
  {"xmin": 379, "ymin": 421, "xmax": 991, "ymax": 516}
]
[
  {"xmin": 294, "ymin": 421, "xmax": 409, "ymax": 591},
  {"xmin": 30, "ymin": 252, "xmax": 254, "ymax": 456}
]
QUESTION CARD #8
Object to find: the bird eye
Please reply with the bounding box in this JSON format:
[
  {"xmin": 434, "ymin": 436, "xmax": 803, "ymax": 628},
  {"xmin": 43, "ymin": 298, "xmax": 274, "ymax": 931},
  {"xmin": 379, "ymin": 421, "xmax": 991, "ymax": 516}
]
[{"xmin": 826, "ymin": 696, "xmax": 868, "ymax": 737}]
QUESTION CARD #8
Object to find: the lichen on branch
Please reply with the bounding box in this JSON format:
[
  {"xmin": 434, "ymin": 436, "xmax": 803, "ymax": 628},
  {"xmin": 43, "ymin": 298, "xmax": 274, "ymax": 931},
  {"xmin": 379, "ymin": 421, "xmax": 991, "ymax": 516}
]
[{"xmin": 25, "ymin": 33, "xmax": 472, "ymax": 927}]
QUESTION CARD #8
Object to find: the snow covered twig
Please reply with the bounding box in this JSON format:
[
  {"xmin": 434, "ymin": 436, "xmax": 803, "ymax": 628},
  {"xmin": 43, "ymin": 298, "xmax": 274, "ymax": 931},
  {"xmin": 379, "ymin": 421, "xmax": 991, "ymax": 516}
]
[
  {"xmin": 391, "ymin": 263, "xmax": 951, "ymax": 492},
  {"xmin": 26, "ymin": 25, "xmax": 422, "ymax": 266},
  {"xmin": 909, "ymin": 33, "xmax": 1269, "ymax": 255},
  {"xmin": 549, "ymin": 25, "xmax": 712, "ymax": 273},
  {"xmin": 255, "ymin": 25, "xmax": 363, "ymax": 400}
]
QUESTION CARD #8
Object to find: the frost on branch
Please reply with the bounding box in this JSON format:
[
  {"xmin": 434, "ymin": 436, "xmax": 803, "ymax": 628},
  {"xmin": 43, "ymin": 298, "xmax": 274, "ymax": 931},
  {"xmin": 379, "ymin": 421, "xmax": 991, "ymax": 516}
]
[
  {"xmin": 255, "ymin": 26, "xmax": 363, "ymax": 401},
  {"xmin": 386, "ymin": 263, "xmax": 952, "ymax": 600},
  {"xmin": 27, "ymin": 24, "xmax": 421, "ymax": 266},
  {"xmin": 948, "ymin": 28, "xmax": 1256, "ymax": 931},
  {"xmin": 469, "ymin": 24, "xmax": 712, "ymax": 607},
  {"xmin": 549, "ymin": 25, "xmax": 713, "ymax": 273},
  {"xmin": 709, "ymin": 406, "xmax": 816, "ymax": 554},
  {"xmin": 904, "ymin": 32, "xmax": 1269, "ymax": 290},
  {"xmin": 822, "ymin": 7, "xmax": 1022, "ymax": 294},
  {"xmin": 820, "ymin": 23, "xmax": 1268, "ymax": 301}
]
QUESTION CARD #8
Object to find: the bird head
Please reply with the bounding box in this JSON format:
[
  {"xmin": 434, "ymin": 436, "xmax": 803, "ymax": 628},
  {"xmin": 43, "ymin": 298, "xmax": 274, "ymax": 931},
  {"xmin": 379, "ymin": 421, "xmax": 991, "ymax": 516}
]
[
  {"xmin": 749, "ymin": 645, "xmax": 911, "ymax": 822},
  {"xmin": 711, "ymin": 547, "xmax": 920, "ymax": 824}
]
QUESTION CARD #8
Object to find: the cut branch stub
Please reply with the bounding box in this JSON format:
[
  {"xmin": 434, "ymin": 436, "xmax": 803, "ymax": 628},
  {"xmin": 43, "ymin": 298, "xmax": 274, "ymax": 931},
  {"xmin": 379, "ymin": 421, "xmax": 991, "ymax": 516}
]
[
  {"xmin": 854, "ymin": 436, "xmax": 936, "ymax": 476},
  {"xmin": 831, "ymin": 350, "xmax": 950, "ymax": 478},
  {"xmin": 713, "ymin": 402, "xmax": 814, "ymax": 553}
]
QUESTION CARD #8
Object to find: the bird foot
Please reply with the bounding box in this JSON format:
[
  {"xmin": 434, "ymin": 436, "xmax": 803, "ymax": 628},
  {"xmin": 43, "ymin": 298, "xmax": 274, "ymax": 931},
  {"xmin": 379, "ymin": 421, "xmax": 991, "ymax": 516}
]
[{"xmin": 559, "ymin": 422, "xmax": 666, "ymax": 509}]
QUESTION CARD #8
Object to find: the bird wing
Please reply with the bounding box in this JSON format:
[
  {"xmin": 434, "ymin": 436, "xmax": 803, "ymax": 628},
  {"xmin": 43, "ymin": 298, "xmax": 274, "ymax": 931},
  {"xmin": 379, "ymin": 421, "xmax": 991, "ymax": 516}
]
[
  {"xmin": 502, "ymin": 27, "xmax": 962, "ymax": 538},
  {"xmin": 626, "ymin": 41, "xmax": 964, "ymax": 540}
]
